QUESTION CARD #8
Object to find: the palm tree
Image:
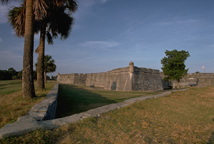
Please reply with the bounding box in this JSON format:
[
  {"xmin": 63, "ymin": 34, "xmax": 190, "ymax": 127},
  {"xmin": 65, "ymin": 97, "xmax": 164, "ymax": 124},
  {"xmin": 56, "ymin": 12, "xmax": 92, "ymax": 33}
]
[
  {"xmin": 35, "ymin": 2, "xmax": 77, "ymax": 90},
  {"xmin": 44, "ymin": 55, "xmax": 56, "ymax": 83},
  {"xmin": 8, "ymin": 0, "xmax": 77, "ymax": 90},
  {"xmin": 2, "ymin": 0, "xmax": 47, "ymax": 98},
  {"xmin": 3, "ymin": 0, "xmax": 77, "ymax": 97},
  {"xmin": 35, "ymin": 55, "xmax": 56, "ymax": 83},
  {"xmin": 8, "ymin": 2, "xmax": 44, "ymax": 91},
  {"xmin": 20, "ymin": 0, "xmax": 35, "ymax": 98}
]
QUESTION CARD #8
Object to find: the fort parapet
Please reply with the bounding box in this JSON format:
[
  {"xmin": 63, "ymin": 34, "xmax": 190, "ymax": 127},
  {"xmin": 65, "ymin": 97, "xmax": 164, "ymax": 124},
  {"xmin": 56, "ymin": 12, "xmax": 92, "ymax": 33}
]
[
  {"xmin": 58, "ymin": 62, "xmax": 164, "ymax": 91},
  {"xmin": 58, "ymin": 62, "xmax": 214, "ymax": 90},
  {"xmin": 160, "ymin": 72, "xmax": 214, "ymax": 88}
]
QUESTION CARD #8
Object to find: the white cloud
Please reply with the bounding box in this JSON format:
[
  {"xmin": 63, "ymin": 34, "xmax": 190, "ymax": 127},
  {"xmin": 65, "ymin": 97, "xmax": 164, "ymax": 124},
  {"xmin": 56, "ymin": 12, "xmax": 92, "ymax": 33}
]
[
  {"xmin": 0, "ymin": 0, "xmax": 110, "ymax": 24},
  {"xmin": 79, "ymin": 0, "xmax": 110, "ymax": 7},
  {"xmin": 156, "ymin": 19, "xmax": 200, "ymax": 26},
  {"xmin": 79, "ymin": 40, "xmax": 120, "ymax": 50},
  {"xmin": 77, "ymin": 57, "xmax": 92, "ymax": 63},
  {"xmin": 73, "ymin": 0, "xmax": 111, "ymax": 23},
  {"xmin": 0, "ymin": 38, "xmax": 2, "ymax": 42},
  {"xmin": 100, "ymin": 0, "xmax": 111, "ymax": 4}
]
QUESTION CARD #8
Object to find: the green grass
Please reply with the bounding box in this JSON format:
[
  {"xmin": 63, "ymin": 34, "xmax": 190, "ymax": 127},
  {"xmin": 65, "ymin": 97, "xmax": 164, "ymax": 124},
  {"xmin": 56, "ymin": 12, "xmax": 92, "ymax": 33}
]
[
  {"xmin": 55, "ymin": 84, "xmax": 161, "ymax": 118},
  {"xmin": 0, "ymin": 80, "xmax": 22, "ymax": 96},
  {"xmin": 1, "ymin": 85, "xmax": 214, "ymax": 143},
  {"xmin": 0, "ymin": 80, "xmax": 56, "ymax": 128}
]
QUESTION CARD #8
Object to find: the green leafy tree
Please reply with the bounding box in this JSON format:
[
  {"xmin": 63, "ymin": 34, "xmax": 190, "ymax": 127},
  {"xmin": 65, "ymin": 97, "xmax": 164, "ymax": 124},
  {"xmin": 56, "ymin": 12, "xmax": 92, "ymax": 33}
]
[
  {"xmin": 0, "ymin": 70, "xmax": 10, "ymax": 80},
  {"xmin": 12, "ymin": 75, "xmax": 18, "ymax": 80},
  {"xmin": 8, "ymin": 67, "xmax": 17, "ymax": 75},
  {"xmin": 17, "ymin": 70, "xmax": 22, "ymax": 80},
  {"xmin": 8, "ymin": 67, "xmax": 18, "ymax": 79},
  {"xmin": 161, "ymin": 49, "xmax": 190, "ymax": 89},
  {"xmin": 7, "ymin": 67, "xmax": 16, "ymax": 78}
]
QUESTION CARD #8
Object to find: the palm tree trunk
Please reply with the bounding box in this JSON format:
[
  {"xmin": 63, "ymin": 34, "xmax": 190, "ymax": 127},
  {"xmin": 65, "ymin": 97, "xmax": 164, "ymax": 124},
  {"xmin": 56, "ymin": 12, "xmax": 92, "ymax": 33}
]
[
  {"xmin": 37, "ymin": 24, "xmax": 46, "ymax": 90},
  {"xmin": 44, "ymin": 71, "xmax": 47, "ymax": 83},
  {"xmin": 22, "ymin": 0, "xmax": 35, "ymax": 98}
]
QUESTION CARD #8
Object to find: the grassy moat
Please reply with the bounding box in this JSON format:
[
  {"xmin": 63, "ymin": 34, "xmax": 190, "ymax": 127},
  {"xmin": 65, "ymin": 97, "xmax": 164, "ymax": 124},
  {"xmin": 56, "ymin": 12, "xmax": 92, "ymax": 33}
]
[
  {"xmin": 55, "ymin": 84, "xmax": 161, "ymax": 118},
  {"xmin": 0, "ymin": 81, "xmax": 214, "ymax": 143}
]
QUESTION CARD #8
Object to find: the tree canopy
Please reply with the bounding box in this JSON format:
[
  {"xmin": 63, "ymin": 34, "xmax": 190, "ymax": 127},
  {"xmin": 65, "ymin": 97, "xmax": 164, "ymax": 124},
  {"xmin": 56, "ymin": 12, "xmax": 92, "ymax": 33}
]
[
  {"xmin": 8, "ymin": 0, "xmax": 77, "ymax": 90},
  {"xmin": 161, "ymin": 49, "xmax": 190, "ymax": 88},
  {"xmin": 5, "ymin": 0, "xmax": 78, "ymax": 96},
  {"xmin": 35, "ymin": 55, "xmax": 56, "ymax": 82}
]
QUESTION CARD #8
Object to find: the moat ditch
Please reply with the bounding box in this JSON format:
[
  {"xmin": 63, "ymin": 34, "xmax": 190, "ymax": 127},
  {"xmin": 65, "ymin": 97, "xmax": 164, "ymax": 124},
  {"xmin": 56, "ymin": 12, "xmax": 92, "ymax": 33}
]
[{"xmin": 55, "ymin": 84, "xmax": 162, "ymax": 118}]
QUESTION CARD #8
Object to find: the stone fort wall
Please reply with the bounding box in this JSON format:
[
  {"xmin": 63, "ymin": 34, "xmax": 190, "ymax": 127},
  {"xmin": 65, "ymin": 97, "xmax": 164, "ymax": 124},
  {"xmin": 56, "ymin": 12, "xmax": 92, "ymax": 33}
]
[
  {"xmin": 160, "ymin": 72, "xmax": 214, "ymax": 88},
  {"xmin": 58, "ymin": 62, "xmax": 214, "ymax": 90},
  {"xmin": 58, "ymin": 62, "xmax": 164, "ymax": 91}
]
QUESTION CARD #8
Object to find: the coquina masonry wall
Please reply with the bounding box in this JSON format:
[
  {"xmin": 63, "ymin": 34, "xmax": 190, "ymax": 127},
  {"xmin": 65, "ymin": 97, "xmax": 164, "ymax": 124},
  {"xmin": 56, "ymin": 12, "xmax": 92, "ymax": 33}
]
[
  {"xmin": 132, "ymin": 67, "xmax": 163, "ymax": 91},
  {"xmin": 160, "ymin": 72, "xmax": 214, "ymax": 88},
  {"xmin": 58, "ymin": 62, "xmax": 164, "ymax": 91}
]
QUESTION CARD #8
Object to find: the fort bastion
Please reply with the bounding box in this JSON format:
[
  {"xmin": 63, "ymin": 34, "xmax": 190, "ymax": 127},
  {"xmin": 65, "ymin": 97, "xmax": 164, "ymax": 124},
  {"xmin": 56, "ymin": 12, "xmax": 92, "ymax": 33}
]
[
  {"xmin": 57, "ymin": 62, "xmax": 214, "ymax": 91},
  {"xmin": 57, "ymin": 62, "xmax": 163, "ymax": 91}
]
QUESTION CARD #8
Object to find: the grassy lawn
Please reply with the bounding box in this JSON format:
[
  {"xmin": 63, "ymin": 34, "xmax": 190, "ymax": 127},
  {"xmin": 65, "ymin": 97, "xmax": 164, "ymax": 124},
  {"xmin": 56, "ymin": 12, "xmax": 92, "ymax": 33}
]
[
  {"xmin": 0, "ymin": 80, "xmax": 22, "ymax": 96},
  {"xmin": 55, "ymin": 84, "xmax": 161, "ymax": 118},
  {"xmin": 1, "ymin": 85, "xmax": 214, "ymax": 143},
  {"xmin": 0, "ymin": 80, "xmax": 56, "ymax": 128}
]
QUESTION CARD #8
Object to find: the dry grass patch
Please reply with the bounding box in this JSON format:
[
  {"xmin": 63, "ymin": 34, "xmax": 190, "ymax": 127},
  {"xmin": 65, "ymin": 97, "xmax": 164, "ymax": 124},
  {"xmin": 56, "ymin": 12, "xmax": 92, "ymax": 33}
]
[
  {"xmin": 1, "ymin": 85, "xmax": 214, "ymax": 143},
  {"xmin": 0, "ymin": 80, "xmax": 56, "ymax": 128}
]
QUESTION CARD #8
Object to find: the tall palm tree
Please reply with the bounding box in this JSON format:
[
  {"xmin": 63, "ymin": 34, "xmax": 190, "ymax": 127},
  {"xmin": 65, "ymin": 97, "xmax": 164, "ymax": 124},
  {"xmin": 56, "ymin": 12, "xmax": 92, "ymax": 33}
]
[
  {"xmin": 35, "ymin": 0, "xmax": 77, "ymax": 89},
  {"xmin": 35, "ymin": 2, "xmax": 77, "ymax": 90},
  {"xmin": 35, "ymin": 55, "xmax": 56, "ymax": 83},
  {"xmin": 44, "ymin": 55, "xmax": 56, "ymax": 83},
  {"xmin": 2, "ymin": 0, "xmax": 47, "ymax": 98},
  {"xmin": 3, "ymin": 0, "xmax": 77, "ymax": 97},
  {"xmin": 8, "ymin": 2, "xmax": 44, "ymax": 91},
  {"xmin": 8, "ymin": 0, "xmax": 77, "ymax": 90}
]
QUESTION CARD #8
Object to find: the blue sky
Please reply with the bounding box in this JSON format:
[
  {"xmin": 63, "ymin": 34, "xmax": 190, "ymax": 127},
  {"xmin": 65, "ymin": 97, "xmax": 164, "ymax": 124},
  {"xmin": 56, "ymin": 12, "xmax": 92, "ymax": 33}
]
[{"xmin": 0, "ymin": 0, "xmax": 214, "ymax": 76}]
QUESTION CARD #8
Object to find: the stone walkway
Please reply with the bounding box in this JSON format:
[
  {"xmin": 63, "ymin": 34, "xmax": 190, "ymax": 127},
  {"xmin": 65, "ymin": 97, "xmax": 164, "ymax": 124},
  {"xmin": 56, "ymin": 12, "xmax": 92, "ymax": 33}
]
[{"xmin": 0, "ymin": 88, "xmax": 187, "ymax": 139}]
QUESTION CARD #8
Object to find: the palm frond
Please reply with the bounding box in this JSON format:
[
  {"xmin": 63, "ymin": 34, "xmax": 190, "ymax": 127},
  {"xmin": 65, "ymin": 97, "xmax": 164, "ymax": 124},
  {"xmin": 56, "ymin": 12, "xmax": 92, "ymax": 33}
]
[
  {"xmin": 46, "ymin": 31, "xmax": 53, "ymax": 44},
  {"xmin": 8, "ymin": 4, "xmax": 26, "ymax": 37},
  {"xmin": 43, "ymin": 55, "xmax": 56, "ymax": 73},
  {"xmin": 33, "ymin": 0, "xmax": 48, "ymax": 20}
]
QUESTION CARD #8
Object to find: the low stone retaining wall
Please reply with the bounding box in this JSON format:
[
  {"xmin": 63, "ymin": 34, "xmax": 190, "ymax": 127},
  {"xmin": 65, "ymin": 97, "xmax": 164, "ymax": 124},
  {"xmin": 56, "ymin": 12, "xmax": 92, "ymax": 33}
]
[
  {"xmin": 0, "ymin": 88, "xmax": 185, "ymax": 139},
  {"xmin": 28, "ymin": 83, "xmax": 59, "ymax": 121},
  {"xmin": 0, "ymin": 86, "xmax": 213, "ymax": 143},
  {"xmin": 0, "ymin": 83, "xmax": 59, "ymax": 139}
]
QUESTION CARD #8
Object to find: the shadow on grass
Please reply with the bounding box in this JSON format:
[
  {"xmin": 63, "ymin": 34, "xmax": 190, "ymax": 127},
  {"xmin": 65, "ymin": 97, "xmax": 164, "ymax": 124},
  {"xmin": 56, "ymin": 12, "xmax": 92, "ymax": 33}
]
[{"xmin": 55, "ymin": 84, "xmax": 117, "ymax": 118}]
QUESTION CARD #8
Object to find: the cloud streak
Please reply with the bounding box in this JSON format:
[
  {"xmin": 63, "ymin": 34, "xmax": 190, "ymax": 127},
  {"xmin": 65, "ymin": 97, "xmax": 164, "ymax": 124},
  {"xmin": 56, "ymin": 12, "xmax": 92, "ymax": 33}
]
[
  {"xmin": 79, "ymin": 40, "xmax": 120, "ymax": 50},
  {"xmin": 73, "ymin": 0, "xmax": 111, "ymax": 24},
  {"xmin": 77, "ymin": 57, "xmax": 92, "ymax": 63},
  {"xmin": 156, "ymin": 19, "xmax": 200, "ymax": 26}
]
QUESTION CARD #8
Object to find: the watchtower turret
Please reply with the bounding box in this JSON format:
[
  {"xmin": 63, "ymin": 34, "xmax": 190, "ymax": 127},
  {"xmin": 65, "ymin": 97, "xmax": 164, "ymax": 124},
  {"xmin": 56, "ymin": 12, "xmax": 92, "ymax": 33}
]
[{"xmin": 129, "ymin": 61, "xmax": 134, "ymax": 73}]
